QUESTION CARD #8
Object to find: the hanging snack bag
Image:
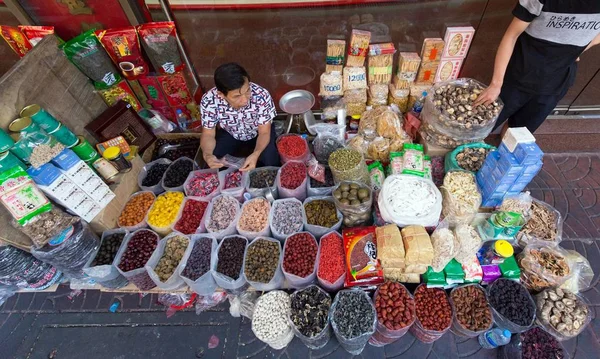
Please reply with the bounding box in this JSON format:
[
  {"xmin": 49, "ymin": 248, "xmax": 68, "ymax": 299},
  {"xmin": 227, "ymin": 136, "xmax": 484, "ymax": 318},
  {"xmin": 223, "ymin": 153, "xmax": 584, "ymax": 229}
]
[
  {"xmin": 343, "ymin": 226, "xmax": 383, "ymax": 287},
  {"xmin": 18, "ymin": 26, "xmax": 54, "ymax": 46},
  {"xmin": 96, "ymin": 80, "xmax": 142, "ymax": 111},
  {"xmin": 0, "ymin": 26, "xmax": 32, "ymax": 57},
  {"xmin": 137, "ymin": 21, "xmax": 183, "ymax": 74},
  {"xmin": 98, "ymin": 27, "xmax": 149, "ymax": 80},
  {"xmin": 63, "ymin": 30, "xmax": 121, "ymax": 88}
]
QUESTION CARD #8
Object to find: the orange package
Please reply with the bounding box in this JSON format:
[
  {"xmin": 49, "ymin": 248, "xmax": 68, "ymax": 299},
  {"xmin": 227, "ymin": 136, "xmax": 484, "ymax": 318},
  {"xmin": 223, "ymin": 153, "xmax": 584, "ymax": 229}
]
[
  {"xmin": 0, "ymin": 26, "xmax": 32, "ymax": 57},
  {"xmin": 343, "ymin": 226, "xmax": 384, "ymax": 287}
]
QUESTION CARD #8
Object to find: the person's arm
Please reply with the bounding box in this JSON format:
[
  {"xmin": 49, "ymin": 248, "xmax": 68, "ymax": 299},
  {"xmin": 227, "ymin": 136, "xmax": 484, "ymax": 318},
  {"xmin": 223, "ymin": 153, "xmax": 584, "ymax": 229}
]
[
  {"xmin": 240, "ymin": 122, "xmax": 271, "ymax": 172},
  {"xmin": 474, "ymin": 18, "xmax": 531, "ymax": 106},
  {"xmin": 200, "ymin": 127, "xmax": 223, "ymax": 169}
]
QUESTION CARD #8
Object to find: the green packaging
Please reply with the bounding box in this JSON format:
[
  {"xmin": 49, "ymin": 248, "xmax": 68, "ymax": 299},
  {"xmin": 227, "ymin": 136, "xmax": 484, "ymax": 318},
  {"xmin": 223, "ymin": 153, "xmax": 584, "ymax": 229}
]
[
  {"xmin": 0, "ymin": 166, "xmax": 52, "ymax": 225},
  {"xmin": 62, "ymin": 30, "xmax": 121, "ymax": 89},
  {"xmin": 499, "ymin": 255, "xmax": 521, "ymax": 280},
  {"xmin": 368, "ymin": 161, "xmax": 385, "ymax": 191},
  {"xmin": 423, "ymin": 266, "xmax": 446, "ymax": 287},
  {"xmin": 444, "ymin": 259, "xmax": 465, "ymax": 284}
]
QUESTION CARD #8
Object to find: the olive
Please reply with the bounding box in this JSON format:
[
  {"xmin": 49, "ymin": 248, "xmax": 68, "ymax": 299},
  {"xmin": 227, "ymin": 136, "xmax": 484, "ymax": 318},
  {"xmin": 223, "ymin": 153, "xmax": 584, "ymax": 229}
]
[
  {"xmin": 340, "ymin": 198, "xmax": 350, "ymax": 205},
  {"xmin": 347, "ymin": 193, "xmax": 358, "ymax": 201},
  {"xmin": 340, "ymin": 184, "xmax": 350, "ymax": 192},
  {"xmin": 358, "ymin": 188, "xmax": 369, "ymax": 200},
  {"xmin": 349, "ymin": 189, "xmax": 358, "ymax": 196},
  {"xmin": 350, "ymin": 183, "xmax": 359, "ymax": 190},
  {"xmin": 361, "ymin": 197, "xmax": 370, "ymax": 204},
  {"xmin": 342, "ymin": 191, "xmax": 349, "ymax": 199},
  {"xmin": 350, "ymin": 199, "xmax": 361, "ymax": 206}
]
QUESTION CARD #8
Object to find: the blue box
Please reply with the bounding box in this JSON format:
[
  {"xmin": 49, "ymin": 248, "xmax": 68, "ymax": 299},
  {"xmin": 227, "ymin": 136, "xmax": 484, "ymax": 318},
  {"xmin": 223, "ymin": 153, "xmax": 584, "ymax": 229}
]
[
  {"xmin": 509, "ymin": 182, "xmax": 527, "ymax": 193},
  {"xmin": 27, "ymin": 163, "xmax": 62, "ymax": 186},
  {"xmin": 51, "ymin": 149, "xmax": 80, "ymax": 171},
  {"xmin": 492, "ymin": 166, "xmax": 522, "ymax": 185},
  {"xmin": 498, "ymin": 143, "xmax": 511, "ymax": 158},
  {"xmin": 497, "ymin": 151, "xmax": 523, "ymax": 173},
  {"xmin": 514, "ymin": 142, "xmax": 544, "ymax": 165},
  {"xmin": 482, "ymin": 197, "xmax": 502, "ymax": 208},
  {"xmin": 523, "ymin": 161, "xmax": 543, "ymax": 175}
]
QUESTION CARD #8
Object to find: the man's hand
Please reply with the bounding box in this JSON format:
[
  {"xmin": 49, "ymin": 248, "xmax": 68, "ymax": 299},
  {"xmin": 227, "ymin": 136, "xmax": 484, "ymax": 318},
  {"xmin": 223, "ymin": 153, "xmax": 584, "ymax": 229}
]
[
  {"xmin": 473, "ymin": 83, "xmax": 501, "ymax": 107},
  {"xmin": 204, "ymin": 154, "xmax": 223, "ymax": 169},
  {"xmin": 240, "ymin": 152, "xmax": 260, "ymax": 172}
]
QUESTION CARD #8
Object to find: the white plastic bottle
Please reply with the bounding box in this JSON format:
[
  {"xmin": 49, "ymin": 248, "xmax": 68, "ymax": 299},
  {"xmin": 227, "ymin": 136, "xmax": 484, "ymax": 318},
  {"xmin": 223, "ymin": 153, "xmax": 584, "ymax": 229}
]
[{"xmin": 478, "ymin": 328, "xmax": 511, "ymax": 349}]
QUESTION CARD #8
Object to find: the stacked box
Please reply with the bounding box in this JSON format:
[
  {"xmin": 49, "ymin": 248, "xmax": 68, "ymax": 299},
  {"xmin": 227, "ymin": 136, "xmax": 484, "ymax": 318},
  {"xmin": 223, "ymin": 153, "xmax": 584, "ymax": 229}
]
[
  {"xmin": 477, "ymin": 138, "xmax": 543, "ymax": 207},
  {"xmin": 435, "ymin": 26, "xmax": 474, "ymax": 83},
  {"xmin": 416, "ymin": 38, "xmax": 444, "ymax": 85}
]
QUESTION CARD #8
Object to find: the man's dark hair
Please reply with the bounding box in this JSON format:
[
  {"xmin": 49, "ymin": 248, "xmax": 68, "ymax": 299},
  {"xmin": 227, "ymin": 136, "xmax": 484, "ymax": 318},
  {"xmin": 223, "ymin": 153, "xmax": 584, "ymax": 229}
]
[{"xmin": 214, "ymin": 63, "xmax": 250, "ymax": 95}]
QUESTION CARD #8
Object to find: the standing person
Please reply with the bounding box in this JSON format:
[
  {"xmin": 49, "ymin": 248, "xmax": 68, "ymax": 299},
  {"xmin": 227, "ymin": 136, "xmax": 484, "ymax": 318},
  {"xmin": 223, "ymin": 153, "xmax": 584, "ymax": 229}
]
[
  {"xmin": 200, "ymin": 63, "xmax": 280, "ymax": 171},
  {"xmin": 474, "ymin": 0, "xmax": 600, "ymax": 133}
]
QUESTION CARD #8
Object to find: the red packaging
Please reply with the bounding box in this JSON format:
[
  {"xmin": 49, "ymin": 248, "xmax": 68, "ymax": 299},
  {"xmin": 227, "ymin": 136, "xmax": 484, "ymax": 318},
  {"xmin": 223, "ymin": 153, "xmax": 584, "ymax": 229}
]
[
  {"xmin": 158, "ymin": 73, "xmax": 192, "ymax": 107},
  {"xmin": 174, "ymin": 103, "xmax": 202, "ymax": 132},
  {"xmin": 343, "ymin": 226, "xmax": 384, "ymax": 287},
  {"xmin": 137, "ymin": 22, "xmax": 184, "ymax": 74},
  {"xmin": 18, "ymin": 26, "xmax": 54, "ymax": 47},
  {"xmin": 139, "ymin": 76, "xmax": 169, "ymax": 107},
  {"xmin": 98, "ymin": 27, "xmax": 149, "ymax": 80},
  {"xmin": 153, "ymin": 106, "xmax": 176, "ymax": 122},
  {"xmin": 0, "ymin": 26, "xmax": 32, "ymax": 57}
]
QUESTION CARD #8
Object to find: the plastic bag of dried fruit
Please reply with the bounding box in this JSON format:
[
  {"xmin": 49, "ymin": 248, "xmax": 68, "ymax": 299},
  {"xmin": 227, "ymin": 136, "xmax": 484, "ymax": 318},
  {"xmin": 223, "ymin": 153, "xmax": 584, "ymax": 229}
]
[
  {"xmin": 535, "ymin": 288, "xmax": 592, "ymax": 341},
  {"xmin": 518, "ymin": 244, "xmax": 573, "ymax": 292},
  {"xmin": 441, "ymin": 171, "xmax": 482, "ymax": 226},
  {"xmin": 560, "ymin": 250, "xmax": 594, "ymax": 293},
  {"xmin": 516, "ymin": 198, "xmax": 563, "ymax": 248},
  {"xmin": 430, "ymin": 221, "xmax": 458, "ymax": 272}
]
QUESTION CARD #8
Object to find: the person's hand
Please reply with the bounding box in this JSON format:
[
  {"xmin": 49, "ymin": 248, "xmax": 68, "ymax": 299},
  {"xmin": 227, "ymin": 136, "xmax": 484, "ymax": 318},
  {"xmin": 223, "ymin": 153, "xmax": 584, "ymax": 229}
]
[
  {"xmin": 204, "ymin": 154, "xmax": 223, "ymax": 169},
  {"xmin": 240, "ymin": 152, "xmax": 260, "ymax": 172},
  {"xmin": 473, "ymin": 83, "xmax": 501, "ymax": 107}
]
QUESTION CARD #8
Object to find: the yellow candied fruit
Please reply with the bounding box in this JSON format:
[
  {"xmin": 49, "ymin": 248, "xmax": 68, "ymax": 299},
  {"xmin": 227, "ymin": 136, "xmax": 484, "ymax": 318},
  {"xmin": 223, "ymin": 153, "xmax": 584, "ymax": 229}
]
[{"xmin": 147, "ymin": 191, "xmax": 184, "ymax": 228}]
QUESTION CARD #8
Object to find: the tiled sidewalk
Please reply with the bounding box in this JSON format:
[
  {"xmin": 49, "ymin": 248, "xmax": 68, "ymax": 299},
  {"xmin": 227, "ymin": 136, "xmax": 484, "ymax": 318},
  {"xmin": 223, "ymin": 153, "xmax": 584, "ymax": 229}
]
[{"xmin": 1, "ymin": 154, "xmax": 598, "ymax": 359}]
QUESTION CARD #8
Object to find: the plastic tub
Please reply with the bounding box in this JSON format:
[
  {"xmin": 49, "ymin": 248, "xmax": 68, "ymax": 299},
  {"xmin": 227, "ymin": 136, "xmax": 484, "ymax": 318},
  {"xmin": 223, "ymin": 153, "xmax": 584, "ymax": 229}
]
[
  {"xmin": 178, "ymin": 234, "xmax": 218, "ymax": 295},
  {"xmin": 114, "ymin": 229, "xmax": 160, "ymax": 291}
]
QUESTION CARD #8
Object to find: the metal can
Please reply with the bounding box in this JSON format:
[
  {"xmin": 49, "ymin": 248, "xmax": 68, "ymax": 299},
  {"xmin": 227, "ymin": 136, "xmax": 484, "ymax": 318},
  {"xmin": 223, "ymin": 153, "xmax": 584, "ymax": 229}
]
[
  {"xmin": 9, "ymin": 133, "xmax": 30, "ymax": 164},
  {"xmin": 103, "ymin": 146, "xmax": 132, "ymax": 173},
  {"xmin": 9, "ymin": 117, "xmax": 41, "ymax": 134},
  {"xmin": 20, "ymin": 104, "xmax": 60, "ymax": 132},
  {"xmin": 92, "ymin": 157, "xmax": 119, "ymax": 181},
  {"xmin": 48, "ymin": 123, "xmax": 78, "ymax": 148},
  {"xmin": 0, "ymin": 151, "xmax": 27, "ymax": 173},
  {"xmin": 72, "ymin": 136, "xmax": 99, "ymax": 162},
  {"xmin": 0, "ymin": 128, "xmax": 15, "ymax": 152}
]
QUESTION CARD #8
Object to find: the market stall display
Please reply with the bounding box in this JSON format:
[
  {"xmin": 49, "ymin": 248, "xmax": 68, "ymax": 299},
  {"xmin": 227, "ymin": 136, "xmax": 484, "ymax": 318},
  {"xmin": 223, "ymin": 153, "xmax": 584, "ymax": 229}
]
[
  {"xmin": 212, "ymin": 235, "xmax": 247, "ymax": 292},
  {"xmin": 183, "ymin": 169, "xmax": 221, "ymax": 199},
  {"xmin": 332, "ymin": 181, "xmax": 372, "ymax": 227},
  {"xmin": 162, "ymin": 157, "xmax": 197, "ymax": 192},
  {"xmin": 445, "ymin": 143, "xmax": 494, "ymax": 172},
  {"xmin": 303, "ymin": 197, "xmax": 341, "ymax": 238},
  {"xmin": 535, "ymin": 288, "xmax": 591, "ymax": 341},
  {"xmin": 146, "ymin": 191, "xmax": 184, "ymax": 236},
  {"xmin": 328, "ymin": 148, "xmax": 370, "ymax": 185},
  {"xmin": 83, "ymin": 229, "xmax": 129, "ymax": 289},
  {"xmin": 449, "ymin": 284, "xmax": 493, "ymax": 338},
  {"xmin": 236, "ymin": 198, "xmax": 271, "ymax": 240},
  {"xmin": 204, "ymin": 195, "xmax": 240, "ymax": 240},
  {"xmin": 283, "ymin": 232, "xmax": 318, "ymax": 288},
  {"xmin": 0, "ymin": 244, "xmax": 62, "ymax": 290},
  {"xmin": 269, "ymin": 198, "xmax": 305, "ymax": 241},
  {"xmin": 518, "ymin": 244, "xmax": 571, "ymax": 292},
  {"xmin": 441, "ymin": 171, "xmax": 481, "ymax": 225},
  {"xmin": 115, "ymin": 229, "xmax": 160, "ymax": 290},
  {"xmin": 243, "ymin": 237, "xmax": 283, "ymax": 291},
  {"xmin": 379, "ymin": 175, "xmax": 442, "ymax": 227},
  {"xmin": 277, "ymin": 161, "xmax": 308, "ymax": 201},
  {"xmin": 488, "ymin": 278, "xmax": 536, "ymax": 333},
  {"xmin": 317, "ymin": 231, "xmax": 346, "ymax": 291},
  {"xmin": 179, "ymin": 235, "xmax": 217, "ymax": 295},
  {"xmin": 246, "ymin": 167, "xmax": 278, "ymax": 198},
  {"xmin": 251, "ymin": 291, "xmax": 294, "ymax": 349},
  {"xmin": 517, "ymin": 199, "xmax": 563, "ymax": 248},
  {"xmin": 146, "ymin": 233, "xmax": 189, "ymax": 290},
  {"xmin": 173, "ymin": 198, "xmax": 208, "ymax": 234},
  {"xmin": 500, "ymin": 327, "xmax": 567, "ymax": 359},
  {"xmin": 138, "ymin": 158, "xmax": 171, "ymax": 194},
  {"xmin": 410, "ymin": 284, "xmax": 452, "ymax": 343}
]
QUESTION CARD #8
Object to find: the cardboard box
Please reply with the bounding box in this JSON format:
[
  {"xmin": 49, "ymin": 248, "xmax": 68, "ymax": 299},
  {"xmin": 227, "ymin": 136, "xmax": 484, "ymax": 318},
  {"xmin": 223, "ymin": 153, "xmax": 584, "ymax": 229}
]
[
  {"xmin": 88, "ymin": 156, "xmax": 144, "ymax": 233},
  {"xmin": 415, "ymin": 61, "xmax": 440, "ymax": 85},
  {"xmin": 420, "ymin": 38, "xmax": 445, "ymax": 63},
  {"xmin": 442, "ymin": 26, "xmax": 475, "ymax": 59},
  {"xmin": 435, "ymin": 58, "xmax": 464, "ymax": 83},
  {"xmin": 141, "ymin": 133, "xmax": 202, "ymax": 165}
]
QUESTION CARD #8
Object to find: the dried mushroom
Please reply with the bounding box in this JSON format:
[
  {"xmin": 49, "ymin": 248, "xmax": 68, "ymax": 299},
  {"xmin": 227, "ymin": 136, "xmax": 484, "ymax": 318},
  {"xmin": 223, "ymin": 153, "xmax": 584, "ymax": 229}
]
[
  {"xmin": 455, "ymin": 146, "xmax": 491, "ymax": 172},
  {"xmin": 519, "ymin": 202, "xmax": 559, "ymax": 243},
  {"xmin": 536, "ymin": 288, "xmax": 589, "ymax": 338}
]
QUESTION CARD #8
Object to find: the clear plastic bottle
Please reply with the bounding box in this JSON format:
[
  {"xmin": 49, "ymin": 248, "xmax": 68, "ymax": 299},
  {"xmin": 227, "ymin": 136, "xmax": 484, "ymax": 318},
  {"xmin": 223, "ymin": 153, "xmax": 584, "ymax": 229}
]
[
  {"xmin": 412, "ymin": 91, "xmax": 428, "ymax": 113},
  {"xmin": 176, "ymin": 109, "xmax": 190, "ymax": 131},
  {"xmin": 478, "ymin": 328, "xmax": 511, "ymax": 349}
]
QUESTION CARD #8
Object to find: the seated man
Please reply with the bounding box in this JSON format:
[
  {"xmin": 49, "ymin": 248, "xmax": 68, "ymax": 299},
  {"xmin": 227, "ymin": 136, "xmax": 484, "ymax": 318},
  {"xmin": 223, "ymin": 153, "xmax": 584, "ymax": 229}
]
[{"xmin": 200, "ymin": 63, "xmax": 280, "ymax": 171}]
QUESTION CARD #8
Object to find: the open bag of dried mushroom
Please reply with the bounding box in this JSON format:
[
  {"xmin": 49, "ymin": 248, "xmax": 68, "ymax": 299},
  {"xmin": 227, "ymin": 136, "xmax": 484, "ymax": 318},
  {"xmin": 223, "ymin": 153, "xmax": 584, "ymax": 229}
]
[
  {"xmin": 516, "ymin": 198, "xmax": 563, "ymax": 248},
  {"xmin": 535, "ymin": 288, "xmax": 591, "ymax": 341},
  {"xmin": 518, "ymin": 244, "xmax": 572, "ymax": 292},
  {"xmin": 441, "ymin": 171, "xmax": 481, "ymax": 226},
  {"xmin": 346, "ymin": 106, "xmax": 412, "ymax": 161},
  {"xmin": 420, "ymin": 78, "xmax": 503, "ymax": 141}
]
